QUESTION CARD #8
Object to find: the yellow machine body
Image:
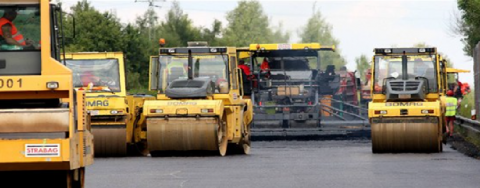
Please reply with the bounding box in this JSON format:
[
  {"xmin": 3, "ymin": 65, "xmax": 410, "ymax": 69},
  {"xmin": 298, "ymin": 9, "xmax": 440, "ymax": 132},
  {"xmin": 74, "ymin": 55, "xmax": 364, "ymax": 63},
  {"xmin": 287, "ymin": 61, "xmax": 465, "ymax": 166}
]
[
  {"xmin": 125, "ymin": 94, "xmax": 155, "ymax": 155},
  {"xmin": 237, "ymin": 47, "xmax": 251, "ymax": 60},
  {"xmin": 64, "ymin": 52, "xmax": 129, "ymax": 157},
  {"xmin": 445, "ymin": 67, "xmax": 470, "ymax": 94},
  {"xmin": 248, "ymin": 43, "xmax": 335, "ymax": 51},
  {"xmin": 368, "ymin": 48, "xmax": 446, "ymax": 153},
  {"xmin": 147, "ymin": 45, "xmax": 253, "ymax": 156},
  {"xmin": 446, "ymin": 68, "xmax": 470, "ymax": 73},
  {"xmin": 0, "ymin": 0, "xmax": 93, "ymax": 186}
]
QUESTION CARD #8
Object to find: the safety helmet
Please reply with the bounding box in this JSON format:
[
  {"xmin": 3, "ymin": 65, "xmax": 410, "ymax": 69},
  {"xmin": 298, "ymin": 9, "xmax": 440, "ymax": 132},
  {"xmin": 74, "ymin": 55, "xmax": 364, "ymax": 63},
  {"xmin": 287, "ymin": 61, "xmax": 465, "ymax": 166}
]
[{"xmin": 446, "ymin": 90, "xmax": 454, "ymax": 96}]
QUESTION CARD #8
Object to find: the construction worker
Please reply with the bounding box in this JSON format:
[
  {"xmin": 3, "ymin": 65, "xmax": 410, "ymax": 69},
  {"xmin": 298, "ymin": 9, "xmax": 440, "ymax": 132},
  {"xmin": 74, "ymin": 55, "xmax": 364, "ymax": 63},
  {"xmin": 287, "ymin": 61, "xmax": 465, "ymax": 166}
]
[
  {"xmin": 81, "ymin": 71, "xmax": 100, "ymax": 87},
  {"xmin": 238, "ymin": 59, "xmax": 251, "ymax": 76},
  {"xmin": 454, "ymin": 78, "xmax": 463, "ymax": 102},
  {"xmin": 0, "ymin": 8, "xmax": 34, "ymax": 48},
  {"xmin": 461, "ymin": 83, "xmax": 471, "ymax": 95},
  {"xmin": 260, "ymin": 57, "xmax": 270, "ymax": 79},
  {"xmin": 260, "ymin": 57, "xmax": 270, "ymax": 71},
  {"xmin": 238, "ymin": 59, "xmax": 253, "ymax": 96},
  {"xmin": 445, "ymin": 90, "xmax": 459, "ymax": 138}
]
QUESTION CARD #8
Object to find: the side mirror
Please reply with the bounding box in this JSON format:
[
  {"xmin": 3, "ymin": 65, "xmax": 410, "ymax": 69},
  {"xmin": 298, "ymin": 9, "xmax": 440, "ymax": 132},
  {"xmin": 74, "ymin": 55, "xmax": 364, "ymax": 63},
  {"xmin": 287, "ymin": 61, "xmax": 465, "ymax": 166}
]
[{"xmin": 356, "ymin": 78, "xmax": 361, "ymax": 89}]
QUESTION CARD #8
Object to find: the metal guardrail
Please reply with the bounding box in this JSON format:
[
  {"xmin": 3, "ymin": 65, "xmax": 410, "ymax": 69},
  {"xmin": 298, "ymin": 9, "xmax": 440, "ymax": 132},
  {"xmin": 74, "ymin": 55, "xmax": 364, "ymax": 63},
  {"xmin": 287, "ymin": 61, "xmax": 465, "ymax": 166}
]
[
  {"xmin": 454, "ymin": 116, "xmax": 480, "ymax": 147},
  {"xmin": 455, "ymin": 116, "xmax": 480, "ymax": 134}
]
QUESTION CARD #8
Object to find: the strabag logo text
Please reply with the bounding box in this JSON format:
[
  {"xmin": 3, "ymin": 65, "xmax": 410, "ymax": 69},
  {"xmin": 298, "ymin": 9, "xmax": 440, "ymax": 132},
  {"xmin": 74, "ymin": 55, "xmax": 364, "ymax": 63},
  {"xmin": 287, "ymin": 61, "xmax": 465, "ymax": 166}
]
[{"xmin": 25, "ymin": 144, "xmax": 60, "ymax": 157}]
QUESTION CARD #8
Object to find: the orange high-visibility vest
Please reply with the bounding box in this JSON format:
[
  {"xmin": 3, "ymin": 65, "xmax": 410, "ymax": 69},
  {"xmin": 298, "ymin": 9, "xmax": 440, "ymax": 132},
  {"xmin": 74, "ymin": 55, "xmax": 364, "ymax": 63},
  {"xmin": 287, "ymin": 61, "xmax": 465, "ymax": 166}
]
[
  {"xmin": 0, "ymin": 17, "xmax": 26, "ymax": 45},
  {"xmin": 261, "ymin": 60, "xmax": 269, "ymax": 70}
]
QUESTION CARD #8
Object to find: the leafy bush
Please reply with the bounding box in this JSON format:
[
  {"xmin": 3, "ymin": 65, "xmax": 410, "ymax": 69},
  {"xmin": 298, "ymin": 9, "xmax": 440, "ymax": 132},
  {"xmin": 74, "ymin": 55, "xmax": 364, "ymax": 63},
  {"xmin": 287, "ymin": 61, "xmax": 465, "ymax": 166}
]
[{"xmin": 458, "ymin": 91, "xmax": 475, "ymax": 118}]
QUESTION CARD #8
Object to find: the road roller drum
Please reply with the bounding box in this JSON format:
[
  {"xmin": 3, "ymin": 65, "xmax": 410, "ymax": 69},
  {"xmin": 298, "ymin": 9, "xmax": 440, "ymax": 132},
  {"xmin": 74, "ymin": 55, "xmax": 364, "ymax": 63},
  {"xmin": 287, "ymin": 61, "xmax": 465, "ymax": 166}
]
[
  {"xmin": 371, "ymin": 117, "xmax": 441, "ymax": 153},
  {"xmin": 147, "ymin": 117, "xmax": 227, "ymax": 156},
  {"xmin": 91, "ymin": 127, "xmax": 127, "ymax": 157}
]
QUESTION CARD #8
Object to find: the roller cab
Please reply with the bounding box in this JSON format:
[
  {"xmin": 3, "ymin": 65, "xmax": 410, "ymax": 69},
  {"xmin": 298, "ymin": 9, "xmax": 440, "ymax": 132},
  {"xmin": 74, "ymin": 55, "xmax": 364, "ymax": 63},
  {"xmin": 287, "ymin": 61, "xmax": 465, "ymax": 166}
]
[
  {"xmin": 146, "ymin": 41, "xmax": 252, "ymax": 156},
  {"xmin": 0, "ymin": 1, "xmax": 93, "ymax": 187},
  {"xmin": 64, "ymin": 52, "xmax": 129, "ymax": 157},
  {"xmin": 445, "ymin": 68, "xmax": 471, "ymax": 97},
  {"xmin": 369, "ymin": 48, "xmax": 446, "ymax": 153}
]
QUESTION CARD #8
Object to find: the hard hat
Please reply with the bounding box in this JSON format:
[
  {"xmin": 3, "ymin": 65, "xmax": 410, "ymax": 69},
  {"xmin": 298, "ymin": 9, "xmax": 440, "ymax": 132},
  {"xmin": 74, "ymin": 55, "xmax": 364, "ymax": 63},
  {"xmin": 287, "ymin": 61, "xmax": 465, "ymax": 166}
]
[{"xmin": 447, "ymin": 90, "xmax": 454, "ymax": 96}]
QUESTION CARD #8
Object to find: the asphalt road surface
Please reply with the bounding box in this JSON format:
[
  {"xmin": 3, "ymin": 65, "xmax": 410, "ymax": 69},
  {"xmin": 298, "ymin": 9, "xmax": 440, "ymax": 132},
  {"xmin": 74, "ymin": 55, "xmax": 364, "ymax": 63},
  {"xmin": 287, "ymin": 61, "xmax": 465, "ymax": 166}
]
[{"xmin": 86, "ymin": 140, "xmax": 480, "ymax": 188}]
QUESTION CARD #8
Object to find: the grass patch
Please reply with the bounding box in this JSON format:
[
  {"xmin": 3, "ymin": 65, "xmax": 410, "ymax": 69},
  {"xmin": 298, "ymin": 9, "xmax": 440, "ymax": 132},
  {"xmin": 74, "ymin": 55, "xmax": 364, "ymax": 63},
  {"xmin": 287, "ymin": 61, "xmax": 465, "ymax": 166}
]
[
  {"xmin": 459, "ymin": 91, "xmax": 475, "ymax": 118},
  {"xmin": 455, "ymin": 124, "xmax": 480, "ymax": 150}
]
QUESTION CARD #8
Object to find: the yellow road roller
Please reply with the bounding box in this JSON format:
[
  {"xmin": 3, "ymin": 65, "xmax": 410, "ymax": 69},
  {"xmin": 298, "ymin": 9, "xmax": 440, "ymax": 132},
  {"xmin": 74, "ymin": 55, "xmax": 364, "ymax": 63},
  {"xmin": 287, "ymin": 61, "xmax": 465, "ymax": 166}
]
[
  {"xmin": 126, "ymin": 93, "xmax": 155, "ymax": 155},
  {"xmin": 64, "ymin": 52, "xmax": 130, "ymax": 157},
  {"xmin": 369, "ymin": 48, "xmax": 446, "ymax": 153},
  {"xmin": 0, "ymin": 1, "xmax": 93, "ymax": 187},
  {"xmin": 145, "ymin": 41, "xmax": 253, "ymax": 156}
]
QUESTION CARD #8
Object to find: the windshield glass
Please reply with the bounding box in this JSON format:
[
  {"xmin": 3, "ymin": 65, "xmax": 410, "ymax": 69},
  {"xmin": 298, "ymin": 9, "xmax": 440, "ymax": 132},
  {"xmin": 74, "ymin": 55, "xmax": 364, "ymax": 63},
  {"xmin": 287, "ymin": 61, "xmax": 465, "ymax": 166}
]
[
  {"xmin": 0, "ymin": 6, "xmax": 40, "ymax": 51},
  {"xmin": 251, "ymin": 55, "xmax": 318, "ymax": 83},
  {"xmin": 66, "ymin": 59, "xmax": 121, "ymax": 92},
  {"xmin": 447, "ymin": 73, "xmax": 458, "ymax": 91},
  {"xmin": 374, "ymin": 55, "xmax": 437, "ymax": 94},
  {"xmin": 158, "ymin": 55, "xmax": 229, "ymax": 93},
  {"xmin": 252, "ymin": 56, "xmax": 317, "ymax": 72}
]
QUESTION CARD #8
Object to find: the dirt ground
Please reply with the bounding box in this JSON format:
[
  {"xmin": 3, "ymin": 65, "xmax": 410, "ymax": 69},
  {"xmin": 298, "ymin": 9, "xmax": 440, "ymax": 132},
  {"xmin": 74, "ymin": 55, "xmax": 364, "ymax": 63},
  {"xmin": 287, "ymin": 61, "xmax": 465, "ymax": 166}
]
[{"xmin": 449, "ymin": 133, "xmax": 480, "ymax": 159}]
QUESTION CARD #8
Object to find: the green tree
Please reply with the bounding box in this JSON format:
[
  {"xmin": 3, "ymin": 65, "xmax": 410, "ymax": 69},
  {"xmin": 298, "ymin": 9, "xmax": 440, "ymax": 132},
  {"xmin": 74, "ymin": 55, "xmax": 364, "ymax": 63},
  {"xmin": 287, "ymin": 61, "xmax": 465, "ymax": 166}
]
[
  {"xmin": 355, "ymin": 54, "xmax": 370, "ymax": 80},
  {"xmin": 122, "ymin": 24, "xmax": 151, "ymax": 91},
  {"xmin": 136, "ymin": 7, "xmax": 159, "ymax": 42},
  {"xmin": 455, "ymin": 0, "xmax": 480, "ymax": 56},
  {"xmin": 64, "ymin": 0, "xmax": 124, "ymax": 52},
  {"xmin": 223, "ymin": 0, "xmax": 273, "ymax": 46},
  {"xmin": 271, "ymin": 22, "xmax": 290, "ymax": 43},
  {"xmin": 132, "ymin": 7, "xmax": 162, "ymax": 89},
  {"xmin": 200, "ymin": 19, "xmax": 224, "ymax": 46},
  {"xmin": 298, "ymin": 8, "xmax": 346, "ymax": 69},
  {"xmin": 62, "ymin": 0, "xmax": 153, "ymax": 92},
  {"xmin": 156, "ymin": 1, "xmax": 202, "ymax": 47}
]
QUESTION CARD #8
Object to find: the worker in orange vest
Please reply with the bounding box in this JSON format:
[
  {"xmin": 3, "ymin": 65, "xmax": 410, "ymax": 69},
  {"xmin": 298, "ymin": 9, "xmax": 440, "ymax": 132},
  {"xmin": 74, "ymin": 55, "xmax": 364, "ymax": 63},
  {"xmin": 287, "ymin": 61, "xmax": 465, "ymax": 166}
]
[
  {"xmin": 0, "ymin": 8, "xmax": 35, "ymax": 48},
  {"xmin": 238, "ymin": 59, "xmax": 251, "ymax": 77},
  {"xmin": 260, "ymin": 57, "xmax": 270, "ymax": 70},
  {"xmin": 260, "ymin": 57, "xmax": 271, "ymax": 79}
]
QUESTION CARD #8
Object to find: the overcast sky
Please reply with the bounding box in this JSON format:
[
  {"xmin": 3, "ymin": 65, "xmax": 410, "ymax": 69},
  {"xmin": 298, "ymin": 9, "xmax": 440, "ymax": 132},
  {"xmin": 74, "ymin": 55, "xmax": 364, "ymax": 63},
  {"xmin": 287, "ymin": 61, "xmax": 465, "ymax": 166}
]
[{"xmin": 60, "ymin": 0, "xmax": 474, "ymax": 85}]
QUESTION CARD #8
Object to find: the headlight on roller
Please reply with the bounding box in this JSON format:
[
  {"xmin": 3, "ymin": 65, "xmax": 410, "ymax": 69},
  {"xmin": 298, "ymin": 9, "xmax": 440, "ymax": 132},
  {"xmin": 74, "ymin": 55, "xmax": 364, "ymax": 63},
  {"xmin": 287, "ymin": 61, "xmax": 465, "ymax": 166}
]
[
  {"xmin": 110, "ymin": 110, "xmax": 124, "ymax": 114},
  {"xmin": 201, "ymin": 109, "xmax": 214, "ymax": 113},
  {"xmin": 374, "ymin": 110, "xmax": 387, "ymax": 115},
  {"xmin": 149, "ymin": 109, "xmax": 163, "ymax": 113},
  {"xmin": 421, "ymin": 109, "xmax": 434, "ymax": 114},
  {"xmin": 46, "ymin": 81, "xmax": 59, "ymax": 89}
]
